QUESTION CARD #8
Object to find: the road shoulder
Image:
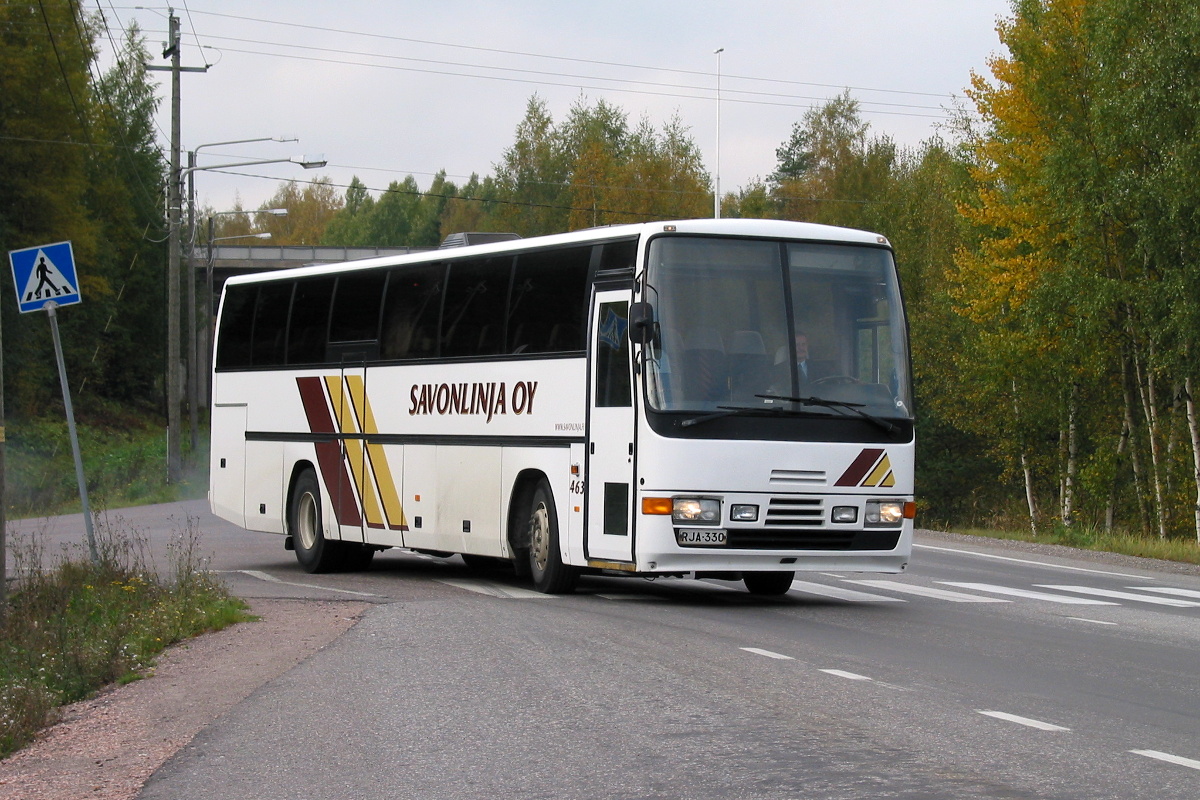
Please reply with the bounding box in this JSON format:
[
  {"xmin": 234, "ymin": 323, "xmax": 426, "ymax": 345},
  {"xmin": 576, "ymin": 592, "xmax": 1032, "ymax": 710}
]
[{"xmin": 0, "ymin": 598, "xmax": 367, "ymax": 800}]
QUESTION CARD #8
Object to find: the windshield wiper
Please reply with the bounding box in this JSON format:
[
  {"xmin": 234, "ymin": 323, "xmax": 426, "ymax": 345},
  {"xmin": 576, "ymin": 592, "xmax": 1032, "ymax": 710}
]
[
  {"xmin": 755, "ymin": 393, "xmax": 898, "ymax": 434},
  {"xmin": 680, "ymin": 403, "xmax": 834, "ymax": 428}
]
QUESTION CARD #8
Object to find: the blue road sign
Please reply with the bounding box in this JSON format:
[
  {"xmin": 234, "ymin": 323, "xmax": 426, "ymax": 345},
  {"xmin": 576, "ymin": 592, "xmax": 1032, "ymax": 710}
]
[{"xmin": 9, "ymin": 240, "xmax": 82, "ymax": 313}]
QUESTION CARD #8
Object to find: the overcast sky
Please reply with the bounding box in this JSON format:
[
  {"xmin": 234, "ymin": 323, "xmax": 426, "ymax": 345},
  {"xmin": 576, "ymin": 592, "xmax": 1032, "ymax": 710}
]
[{"xmin": 98, "ymin": 1, "xmax": 1012, "ymax": 213}]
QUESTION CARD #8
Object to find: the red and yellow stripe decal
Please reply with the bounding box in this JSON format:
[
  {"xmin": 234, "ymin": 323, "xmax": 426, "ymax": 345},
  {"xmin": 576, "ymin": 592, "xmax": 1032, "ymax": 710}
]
[
  {"xmin": 835, "ymin": 448, "xmax": 896, "ymax": 488},
  {"xmin": 297, "ymin": 375, "xmax": 408, "ymax": 531}
]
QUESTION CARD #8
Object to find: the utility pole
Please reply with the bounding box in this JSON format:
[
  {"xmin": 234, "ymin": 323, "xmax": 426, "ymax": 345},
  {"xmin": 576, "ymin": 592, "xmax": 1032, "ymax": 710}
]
[
  {"xmin": 166, "ymin": 11, "xmax": 182, "ymax": 483},
  {"xmin": 147, "ymin": 9, "xmax": 205, "ymax": 483}
]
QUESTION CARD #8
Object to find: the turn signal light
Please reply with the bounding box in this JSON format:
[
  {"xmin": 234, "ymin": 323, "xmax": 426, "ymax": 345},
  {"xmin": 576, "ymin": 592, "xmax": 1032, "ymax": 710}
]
[{"xmin": 642, "ymin": 497, "xmax": 673, "ymax": 515}]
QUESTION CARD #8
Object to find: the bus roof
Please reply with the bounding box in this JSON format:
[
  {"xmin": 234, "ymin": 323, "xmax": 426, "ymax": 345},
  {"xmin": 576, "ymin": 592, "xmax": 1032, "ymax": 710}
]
[{"xmin": 223, "ymin": 218, "xmax": 891, "ymax": 288}]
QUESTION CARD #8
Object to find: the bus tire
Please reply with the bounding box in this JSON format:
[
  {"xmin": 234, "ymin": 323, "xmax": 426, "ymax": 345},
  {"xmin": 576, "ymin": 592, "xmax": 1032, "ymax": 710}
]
[
  {"xmin": 742, "ymin": 571, "xmax": 795, "ymax": 596},
  {"xmin": 527, "ymin": 480, "xmax": 578, "ymax": 594},
  {"xmin": 289, "ymin": 468, "xmax": 342, "ymax": 574}
]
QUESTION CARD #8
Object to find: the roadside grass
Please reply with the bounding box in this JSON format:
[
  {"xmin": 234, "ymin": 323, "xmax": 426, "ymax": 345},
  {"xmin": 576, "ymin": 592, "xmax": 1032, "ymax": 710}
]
[
  {"xmin": 946, "ymin": 523, "xmax": 1200, "ymax": 566},
  {"xmin": 0, "ymin": 514, "xmax": 249, "ymax": 758},
  {"xmin": 6, "ymin": 404, "xmax": 208, "ymax": 519}
]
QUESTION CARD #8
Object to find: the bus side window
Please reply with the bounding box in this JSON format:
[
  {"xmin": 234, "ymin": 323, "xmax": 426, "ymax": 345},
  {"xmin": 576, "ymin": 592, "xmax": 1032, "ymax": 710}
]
[
  {"xmin": 287, "ymin": 276, "xmax": 335, "ymax": 366},
  {"xmin": 508, "ymin": 246, "xmax": 590, "ymax": 354},
  {"xmin": 441, "ymin": 258, "xmax": 508, "ymax": 358},
  {"xmin": 380, "ymin": 263, "xmax": 444, "ymax": 359},
  {"xmin": 327, "ymin": 271, "xmax": 385, "ymax": 362},
  {"xmin": 251, "ymin": 282, "xmax": 293, "ymax": 367},
  {"xmin": 215, "ymin": 284, "xmax": 257, "ymax": 370}
]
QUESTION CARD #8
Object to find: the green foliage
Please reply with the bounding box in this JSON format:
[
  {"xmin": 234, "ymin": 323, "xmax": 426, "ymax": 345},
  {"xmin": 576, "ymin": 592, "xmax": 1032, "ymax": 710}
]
[
  {"xmin": 0, "ymin": 516, "xmax": 250, "ymax": 756},
  {"xmin": 6, "ymin": 402, "xmax": 206, "ymax": 518},
  {"xmin": 0, "ymin": 4, "xmax": 166, "ymax": 415}
]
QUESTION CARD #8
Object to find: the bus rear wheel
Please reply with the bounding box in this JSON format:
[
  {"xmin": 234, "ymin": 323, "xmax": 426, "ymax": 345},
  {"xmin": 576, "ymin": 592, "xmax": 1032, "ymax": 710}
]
[
  {"xmin": 743, "ymin": 571, "xmax": 795, "ymax": 596},
  {"xmin": 290, "ymin": 468, "xmax": 342, "ymax": 573},
  {"xmin": 527, "ymin": 480, "xmax": 578, "ymax": 594}
]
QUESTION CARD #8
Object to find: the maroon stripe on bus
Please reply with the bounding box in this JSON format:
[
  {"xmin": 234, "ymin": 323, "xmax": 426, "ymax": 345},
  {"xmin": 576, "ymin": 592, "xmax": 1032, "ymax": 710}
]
[
  {"xmin": 835, "ymin": 448, "xmax": 884, "ymax": 487},
  {"xmin": 296, "ymin": 376, "xmax": 362, "ymax": 527}
]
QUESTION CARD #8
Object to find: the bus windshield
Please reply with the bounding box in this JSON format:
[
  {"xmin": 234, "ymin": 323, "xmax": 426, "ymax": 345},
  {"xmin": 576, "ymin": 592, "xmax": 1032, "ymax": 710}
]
[{"xmin": 643, "ymin": 235, "xmax": 912, "ymax": 419}]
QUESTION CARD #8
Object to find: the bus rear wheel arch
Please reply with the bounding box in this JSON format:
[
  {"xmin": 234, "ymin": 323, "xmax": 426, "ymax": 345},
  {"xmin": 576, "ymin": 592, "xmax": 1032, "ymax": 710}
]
[{"xmin": 287, "ymin": 466, "xmax": 376, "ymax": 573}]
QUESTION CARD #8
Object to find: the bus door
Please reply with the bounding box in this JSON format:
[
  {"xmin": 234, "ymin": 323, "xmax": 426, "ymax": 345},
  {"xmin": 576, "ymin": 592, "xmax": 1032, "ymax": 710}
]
[{"xmin": 586, "ymin": 290, "xmax": 636, "ymax": 563}]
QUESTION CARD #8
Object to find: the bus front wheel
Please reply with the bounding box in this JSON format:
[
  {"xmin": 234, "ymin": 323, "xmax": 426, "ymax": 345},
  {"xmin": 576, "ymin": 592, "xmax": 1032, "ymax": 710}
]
[
  {"xmin": 527, "ymin": 480, "xmax": 578, "ymax": 594},
  {"xmin": 742, "ymin": 571, "xmax": 795, "ymax": 596},
  {"xmin": 290, "ymin": 469, "xmax": 342, "ymax": 574}
]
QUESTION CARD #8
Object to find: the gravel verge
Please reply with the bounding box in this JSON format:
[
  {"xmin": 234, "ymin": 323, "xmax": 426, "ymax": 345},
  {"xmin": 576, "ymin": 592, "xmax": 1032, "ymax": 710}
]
[{"xmin": 0, "ymin": 598, "xmax": 367, "ymax": 800}]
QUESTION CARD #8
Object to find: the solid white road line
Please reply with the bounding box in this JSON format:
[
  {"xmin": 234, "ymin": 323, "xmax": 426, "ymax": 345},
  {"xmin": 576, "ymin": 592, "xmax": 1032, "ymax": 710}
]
[
  {"xmin": 787, "ymin": 579, "xmax": 906, "ymax": 603},
  {"xmin": 820, "ymin": 669, "xmax": 873, "ymax": 681},
  {"xmin": 740, "ymin": 647, "xmax": 794, "ymax": 660},
  {"xmin": 975, "ymin": 710, "xmax": 1070, "ymax": 731},
  {"xmin": 914, "ymin": 543, "xmax": 1152, "ymax": 579},
  {"xmin": 1036, "ymin": 585, "xmax": 1200, "ymax": 607},
  {"xmin": 1067, "ymin": 617, "xmax": 1118, "ymax": 626},
  {"xmin": 1129, "ymin": 750, "xmax": 1200, "ymax": 771},
  {"xmin": 938, "ymin": 582, "xmax": 1119, "ymax": 605},
  {"xmin": 1126, "ymin": 586, "xmax": 1200, "ymax": 600},
  {"xmin": 230, "ymin": 570, "xmax": 384, "ymax": 598},
  {"xmin": 845, "ymin": 579, "xmax": 1011, "ymax": 603}
]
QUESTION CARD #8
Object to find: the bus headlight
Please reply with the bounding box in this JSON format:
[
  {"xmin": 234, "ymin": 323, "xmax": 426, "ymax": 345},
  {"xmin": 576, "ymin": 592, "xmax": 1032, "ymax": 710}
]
[
  {"xmin": 865, "ymin": 501, "xmax": 904, "ymax": 527},
  {"xmin": 673, "ymin": 497, "xmax": 721, "ymax": 525}
]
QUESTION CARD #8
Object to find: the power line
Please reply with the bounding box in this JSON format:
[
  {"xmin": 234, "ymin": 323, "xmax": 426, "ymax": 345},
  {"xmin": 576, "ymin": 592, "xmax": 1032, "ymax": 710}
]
[{"xmin": 178, "ymin": 8, "xmax": 957, "ymax": 100}]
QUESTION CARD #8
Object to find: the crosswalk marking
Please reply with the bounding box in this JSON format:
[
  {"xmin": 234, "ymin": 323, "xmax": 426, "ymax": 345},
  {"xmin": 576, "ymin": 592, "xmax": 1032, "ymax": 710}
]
[
  {"xmin": 1127, "ymin": 586, "xmax": 1200, "ymax": 600},
  {"xmin": 845, "ymin": 579, "xmax": 1011, "ymax": 603},
  {"xmin": 938, "ymin": 582, "xmax": 1119, "ymax": 605},
  {"xmin": 976, "ymin": 710, "xmax": 1070, "ymax": 731},
  {"xmin": 434, "ymin": 578, "xmax": 556, "ymax": 599},
  {"xmin": 1129, "ymin": 749, "xmax": 1200, "ymax": 771},
  {"xmin": 1036, "ymin": 585, "xmax": 1200, "ymax": 607},
  {"xmin": 787, "ymin": 579, "xmax": 906, "ymax": 603}
]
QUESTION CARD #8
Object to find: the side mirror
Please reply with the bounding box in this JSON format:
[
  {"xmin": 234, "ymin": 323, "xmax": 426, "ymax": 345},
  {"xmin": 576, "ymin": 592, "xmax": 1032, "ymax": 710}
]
[{"xmin": 627, "ymin": 302, "xmax": 657, "ymax": 344}]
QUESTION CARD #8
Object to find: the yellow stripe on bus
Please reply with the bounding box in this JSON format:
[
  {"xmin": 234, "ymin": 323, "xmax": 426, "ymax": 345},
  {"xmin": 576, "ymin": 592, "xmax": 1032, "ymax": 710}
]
[
  {"xmin": 324, "ymin": 375, "xmax": 386, "ymax": 529},
  {"xmin": 345, "ymin": 374, "xmax": 408, "ymax": 529}
]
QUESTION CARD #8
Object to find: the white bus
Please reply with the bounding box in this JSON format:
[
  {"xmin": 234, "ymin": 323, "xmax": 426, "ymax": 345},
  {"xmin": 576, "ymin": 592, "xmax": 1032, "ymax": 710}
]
[{"xmin": 209, "ymin": 218, "xmax": 915, "ymax": 594}]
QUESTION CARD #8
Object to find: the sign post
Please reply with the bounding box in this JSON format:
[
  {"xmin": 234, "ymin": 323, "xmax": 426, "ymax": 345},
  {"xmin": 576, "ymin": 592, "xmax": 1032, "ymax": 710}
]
[{"xmin": 8, "ymin": 241, "xmax": 97, "ymax": 564}]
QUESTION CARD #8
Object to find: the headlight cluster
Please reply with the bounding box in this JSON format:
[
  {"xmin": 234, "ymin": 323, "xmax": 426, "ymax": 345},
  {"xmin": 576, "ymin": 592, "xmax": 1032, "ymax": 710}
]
[
  {"xmin": 865, "ymin": 500, "xmax": 906, "ymax": 527},
  {"xmin": 672, "ymin": 497, "xmax": 721, "ymax": 525}
]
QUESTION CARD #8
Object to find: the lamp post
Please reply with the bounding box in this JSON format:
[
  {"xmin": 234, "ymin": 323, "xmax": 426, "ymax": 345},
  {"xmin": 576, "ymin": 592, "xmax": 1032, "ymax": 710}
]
[
  {"xmin": 167, "ymin": 153, "xmax": 325, "ymax": 483},
  {"xmin": 714, "ymin": 47, "xmax": 724, "ymax": 220}
]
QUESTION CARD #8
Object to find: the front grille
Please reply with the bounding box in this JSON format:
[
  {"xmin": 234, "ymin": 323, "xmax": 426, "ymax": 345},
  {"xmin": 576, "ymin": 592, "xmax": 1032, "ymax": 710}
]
[
  {"xmin": 724, "ymin": 529, "xmax": 901, "ymax": 551},
  {"xmin": 765, "ymin": 497, "xmax": 823, "ymax": 527}
]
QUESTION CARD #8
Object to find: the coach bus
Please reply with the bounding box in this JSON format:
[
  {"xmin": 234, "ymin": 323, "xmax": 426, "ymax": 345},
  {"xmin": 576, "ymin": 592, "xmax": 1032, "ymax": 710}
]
[{"xmin": 209, "ymin": 218, "xmax": 915, "ymax": 594}]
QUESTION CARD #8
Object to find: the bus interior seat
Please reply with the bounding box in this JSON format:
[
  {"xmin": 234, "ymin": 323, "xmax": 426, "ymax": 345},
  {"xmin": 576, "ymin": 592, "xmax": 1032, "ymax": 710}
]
[
  {"xmin": 728, "ymin": 330, "xmax": 769, "ymax": 401},
  {"xmin": 679, "ymin": 328, "xmax": 726, "ymax": 403}
]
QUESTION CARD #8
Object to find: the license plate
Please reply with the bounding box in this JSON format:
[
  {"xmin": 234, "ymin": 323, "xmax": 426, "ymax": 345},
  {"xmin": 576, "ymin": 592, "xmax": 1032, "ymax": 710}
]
[{"xmin": 676, "ymin": 528, "xmax": 728, "ymax": 546}]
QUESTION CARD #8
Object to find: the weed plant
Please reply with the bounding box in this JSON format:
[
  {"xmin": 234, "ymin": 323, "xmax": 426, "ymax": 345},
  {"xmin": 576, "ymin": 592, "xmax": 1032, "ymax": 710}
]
[{"xmin": 0, "ymin": 514, "xmax": 248, "ymax": 757}]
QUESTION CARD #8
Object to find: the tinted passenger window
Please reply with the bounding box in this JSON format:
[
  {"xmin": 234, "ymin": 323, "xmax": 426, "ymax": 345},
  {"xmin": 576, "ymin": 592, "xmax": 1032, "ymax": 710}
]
[
  {"xmin": 251, "ymin": 282, "xmax": 293, "ymax": 367},
  {"xmin": 441, "ymin": 257, "xmax": 510, "ymax": 358},
  {"xmin": 287, "ymin": 276, "xmax": 335, "ymax": 365},
  {"xmin": 329, "ymin": 271, "xmax": 385, "ymax": 343},
  {"xmin": 216, "ymin": 285, "xmax": 256, "ymax": 370},
  {"xmin": 380, "ymin": 263, "xmax": 444, "ymax": 359},
  {"xmin": 508, "ymin": 247, "xmax": 590, "ymax": 354}
]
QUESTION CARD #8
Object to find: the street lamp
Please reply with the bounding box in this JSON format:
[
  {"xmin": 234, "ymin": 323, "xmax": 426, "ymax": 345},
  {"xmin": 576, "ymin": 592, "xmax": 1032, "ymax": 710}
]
[
  {"xmin": 167, "ymin": 148, "xmax": 325, "ymax": 483},
  {"xmin": 714, "ymin": 47, "xmax": 724, "ymax": 220}
]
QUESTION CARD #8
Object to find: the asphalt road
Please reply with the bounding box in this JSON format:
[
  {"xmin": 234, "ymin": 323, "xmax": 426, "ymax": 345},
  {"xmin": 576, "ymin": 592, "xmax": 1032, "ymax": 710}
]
[{"xmin": 8, "ymin": 501, "xmax": 1200, "ymax": 799}]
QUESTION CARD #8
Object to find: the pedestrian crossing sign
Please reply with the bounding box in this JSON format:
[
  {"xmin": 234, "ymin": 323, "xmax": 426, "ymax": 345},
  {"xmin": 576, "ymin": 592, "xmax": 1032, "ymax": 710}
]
[{"xmin": 9, "ymin": 240, "xmax": 82, "ymax": 313}]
